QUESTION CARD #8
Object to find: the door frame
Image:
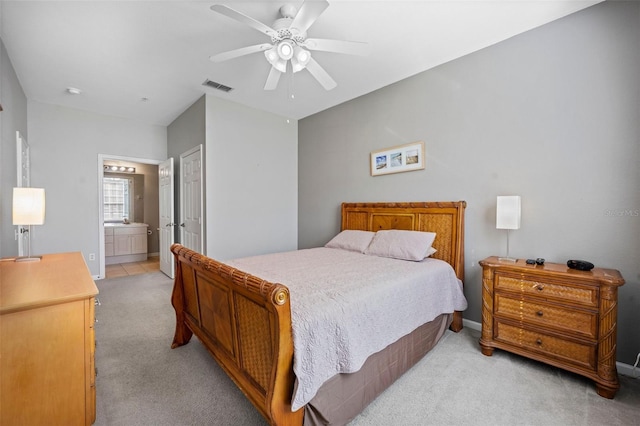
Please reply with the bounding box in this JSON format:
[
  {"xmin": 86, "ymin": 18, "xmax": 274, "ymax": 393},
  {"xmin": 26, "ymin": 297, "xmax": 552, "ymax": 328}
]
[{"xmin": 97, "ymin": 154, "xmax": 163, "ymax": 279}]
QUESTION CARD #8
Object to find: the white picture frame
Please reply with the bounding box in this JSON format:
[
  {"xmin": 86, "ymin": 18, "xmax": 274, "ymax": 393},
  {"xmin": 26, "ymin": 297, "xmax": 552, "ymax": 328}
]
[{"xmin": 370, "ymin": 141, "xmax": 425, "ymax": 176}]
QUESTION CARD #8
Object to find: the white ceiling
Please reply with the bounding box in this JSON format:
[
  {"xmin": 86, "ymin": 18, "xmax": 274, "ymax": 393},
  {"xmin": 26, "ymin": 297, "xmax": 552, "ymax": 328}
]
[{"xmin": 0, "ymin": 1, "xmax": 601, "ymax": 126}]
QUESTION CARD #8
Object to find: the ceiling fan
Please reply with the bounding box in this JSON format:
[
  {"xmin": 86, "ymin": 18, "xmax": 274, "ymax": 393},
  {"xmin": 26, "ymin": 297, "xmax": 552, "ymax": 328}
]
[{"xmin": 209, "ymin": 0, "xmax": 369, "ymax": 91}]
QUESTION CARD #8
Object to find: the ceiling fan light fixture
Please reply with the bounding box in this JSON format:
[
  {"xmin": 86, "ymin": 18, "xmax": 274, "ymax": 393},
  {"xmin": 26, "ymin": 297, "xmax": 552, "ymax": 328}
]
[
  {"xmin": 291, "ymin": 59, "xmax": 303, "ymax": 73},
  {"xmin": 265, "ymin": 47, "xmax": 279, "ymax": 64},
  {"xmin": 291, "ymin": 58, "xmax": 304, "ymax": 73},
  {"xmin": 210, "ymin": 0, "xmax": 367, "ymax": 92},
  {"xmin": 291, "ymin": 46, "xmax": 311, "ymax": 73},
  {"xmin": 265, "ymin": 47, "xmax": 286, "ymax": 72},
  {"xmin": 273, "ymin": 58, "xmax": 288, "ymax": 73},
  {"xmin": 294, "ymin": 46, "xmax": 310, "ymax": 64},
  {"xmin": 277, "ymin": 40, "xmax": 294, "ymax": 60}
]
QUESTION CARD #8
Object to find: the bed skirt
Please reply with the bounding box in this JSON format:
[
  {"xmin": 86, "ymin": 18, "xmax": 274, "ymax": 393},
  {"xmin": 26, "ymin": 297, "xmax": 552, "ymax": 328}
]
[{"xmin": 304, "ymin": 313, "xmax": 452, "ymax": 425}]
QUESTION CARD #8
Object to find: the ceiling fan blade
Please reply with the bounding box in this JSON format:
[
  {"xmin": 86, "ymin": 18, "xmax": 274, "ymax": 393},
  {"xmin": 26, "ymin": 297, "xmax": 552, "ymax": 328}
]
[
  {"xmin": 303, "ymin": 38, "xmax": 370, "ymax": 56},
  {"xmin": 264, "ymin": 67, "xmax": 282, "ymax": 90},
  {"xmin": 211, "ymin": 5, "xmax": 276, "ymax": 37},
  {"xmin": 210, "ymin": 43, "xmax": 273, "ymax": 63},
  {"xmin": 305, "ymin": 58, "xmax": 336, "ymax": 91},
  {"xmin": 290, "ymin": 0, "xmax": 329, "ymax": 33}
]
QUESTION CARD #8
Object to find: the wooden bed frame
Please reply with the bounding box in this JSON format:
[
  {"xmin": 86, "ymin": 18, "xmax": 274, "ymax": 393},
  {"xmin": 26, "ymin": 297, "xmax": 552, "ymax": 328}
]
[{"xmin": 170, "ymin": 201, "xmax": 466, "ymax": 426}]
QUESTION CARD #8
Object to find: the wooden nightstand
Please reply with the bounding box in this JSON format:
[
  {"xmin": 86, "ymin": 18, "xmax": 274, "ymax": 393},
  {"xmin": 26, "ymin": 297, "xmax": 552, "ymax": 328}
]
[{"xmin": 479, "ymin": 256, "xmax": 625, "ymax": 398}]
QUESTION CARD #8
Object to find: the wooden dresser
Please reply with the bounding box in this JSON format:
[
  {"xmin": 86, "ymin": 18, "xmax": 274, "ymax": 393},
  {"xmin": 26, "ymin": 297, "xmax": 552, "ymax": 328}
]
[
  {"xmin": 479, "ymin": 256, "xmax": 625, "ymax": 398},
  {"xmin": 0, "ymin": 252, "xmax": 98, "ymax": 425}
]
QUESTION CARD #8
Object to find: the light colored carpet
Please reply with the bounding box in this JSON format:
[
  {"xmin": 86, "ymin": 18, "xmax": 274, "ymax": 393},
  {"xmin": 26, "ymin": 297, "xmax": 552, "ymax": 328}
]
[
  {"xmin": 94, "ymin": 271, "xmax": 640, "ymax": 425},
  {"xmin": 94, "ymin": 271, "xmax": 266, "ymax": 426}
]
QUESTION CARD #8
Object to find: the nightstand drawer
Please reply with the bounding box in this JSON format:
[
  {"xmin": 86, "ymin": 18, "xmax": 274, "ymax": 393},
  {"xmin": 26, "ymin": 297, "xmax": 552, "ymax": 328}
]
[
  {"xmin": 495, "ymin": 274, "xmax": 598, "ymax": 307},
  {"xmin": 495, "ymin": 294, "xmax": 597, "ymax": 339},
  {"xmin": 495, "ymin": 321, "xmax": 596, "ymax": 370}
]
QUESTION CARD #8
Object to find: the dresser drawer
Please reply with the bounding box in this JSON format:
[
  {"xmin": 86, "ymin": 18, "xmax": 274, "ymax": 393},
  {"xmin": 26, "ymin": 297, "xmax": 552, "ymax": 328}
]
[
  {"xmin": 495, "ymin": 321, "xmax": 596, "ymax": 370},
  {"xmin": 495, "ymin": 294, "xmax": 597, "ymax": 339},
  {"xmin": 495, "ymin": 273, "xmax": 598, "ymax": 307}
]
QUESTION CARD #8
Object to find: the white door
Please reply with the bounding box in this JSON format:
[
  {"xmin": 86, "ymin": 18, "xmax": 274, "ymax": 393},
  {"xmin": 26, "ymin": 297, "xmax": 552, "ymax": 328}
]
[
  {"xmin": 159, "ymin": 158, "xmax": 175, "ymax": 278},
  {"xmin": 180, "ymin": 146, "xmax": 204, "ymax": 253},
  {"xmin": 16, "ymin": 131, "xmax": 30, "ymax": 256}
]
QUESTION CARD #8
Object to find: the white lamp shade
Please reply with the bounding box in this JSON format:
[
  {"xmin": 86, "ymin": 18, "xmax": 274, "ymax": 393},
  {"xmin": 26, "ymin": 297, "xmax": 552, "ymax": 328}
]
[
  {"xmin": 496, "ymin": 195, "xmax": 521, "ymax": 230},
  {"xmin": 13, "ymin": 187, "xmax": 46, "ymax": 225}
]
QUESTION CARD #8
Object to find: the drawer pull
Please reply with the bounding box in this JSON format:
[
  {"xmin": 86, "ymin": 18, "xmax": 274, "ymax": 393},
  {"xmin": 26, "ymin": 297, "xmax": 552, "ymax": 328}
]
[
  {"xmin": 536, "ymin": 310, "xmax": 544, "ymax": 317},
  {"xmin": 536, "ymin": 339, "xmax": 543, "ymax": 345},
  {"xmin": 536, "ymin": 285, "xmax": 544, "ymax": 291}
]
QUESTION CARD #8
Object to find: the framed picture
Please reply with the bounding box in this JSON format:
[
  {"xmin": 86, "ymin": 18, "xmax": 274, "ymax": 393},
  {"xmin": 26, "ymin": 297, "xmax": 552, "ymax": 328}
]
[{"xmin": 370, "ymin": 141, "xmax": 425, "ymax": 176}]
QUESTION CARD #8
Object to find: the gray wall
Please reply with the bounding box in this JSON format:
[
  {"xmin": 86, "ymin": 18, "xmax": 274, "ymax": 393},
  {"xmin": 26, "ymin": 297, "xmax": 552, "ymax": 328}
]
[
  {"xmin": 205, "ymin": 95, "xmax": 298, "ymax": 260},
  {"xmin": 27, "ymin": 101, "xmax": 166, "ymax": 275},
  {"xmin": 0, "ymin": 38, "xmax": 28, "ymax": 257},
  {"xmin": 168, "ymin": 95, "xmax": 206, "ymax": 160},
  {"xmin": 167, "ymin": 95, "xmax": 206, "ymax": 244},
  {"xmin": 299, "ymin": 2, "xmax": 640, "ymax": 364},
  {"xmin": 167, "ymin": 94, "xmax": 298, "ymax": 261}
]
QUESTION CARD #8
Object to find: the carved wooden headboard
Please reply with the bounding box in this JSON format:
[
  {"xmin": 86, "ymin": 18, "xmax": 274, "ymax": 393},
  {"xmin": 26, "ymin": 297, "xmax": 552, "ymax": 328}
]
[{"xmin": 341, "ymin": 201, "xmax": 466, "ymax": 282}]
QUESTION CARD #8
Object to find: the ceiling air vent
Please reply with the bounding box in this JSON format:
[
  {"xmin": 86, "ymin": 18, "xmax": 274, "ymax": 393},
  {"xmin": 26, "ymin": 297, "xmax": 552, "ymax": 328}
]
[{"xmin": 203, "ymin": 79, "xmax": 234, "ymax": 92}]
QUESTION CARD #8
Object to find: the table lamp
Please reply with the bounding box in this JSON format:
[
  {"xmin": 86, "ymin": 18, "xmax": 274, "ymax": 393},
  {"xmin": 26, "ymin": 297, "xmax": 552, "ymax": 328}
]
[
  {"xmin": 496, "ymin": 195, "xmax": 520, "ymax": 262},
  {"xmin": 13, "ymin": 187, "xmax": 46, "ymax": 262}
]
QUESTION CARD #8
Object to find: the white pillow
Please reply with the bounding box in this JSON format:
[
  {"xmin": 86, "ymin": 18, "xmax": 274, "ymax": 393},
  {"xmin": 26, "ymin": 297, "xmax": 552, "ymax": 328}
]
[
  {"xmin": 365, "ymin": 230, "xmax": 437, "ymax": 261},
  {"xmin": 325, "ymin": 230, "xmax": 376, "ymax": 253}
]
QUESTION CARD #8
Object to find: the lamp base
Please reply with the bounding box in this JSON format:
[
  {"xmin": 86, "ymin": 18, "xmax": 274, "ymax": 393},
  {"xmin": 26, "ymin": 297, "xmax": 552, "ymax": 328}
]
[
  {"xmin": 15, "ymin": 256, "xmax": 42, "ymax": 262},
  {"xmin": 498, "ymin": 256, "xmax": 517, "ymax": 263}
]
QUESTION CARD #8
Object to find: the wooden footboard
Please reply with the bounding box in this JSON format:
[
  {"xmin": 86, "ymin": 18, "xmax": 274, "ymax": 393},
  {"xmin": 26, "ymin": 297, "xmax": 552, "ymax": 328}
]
[{"xmin": 170, "ymin": 244, "xmax": 303, "ymax": 426}]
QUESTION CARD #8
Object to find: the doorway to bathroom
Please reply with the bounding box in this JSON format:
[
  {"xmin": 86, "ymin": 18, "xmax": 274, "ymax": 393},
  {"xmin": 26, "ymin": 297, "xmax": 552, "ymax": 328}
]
[{"xmin": 97, "ymin": 154, "xmax": 162, "ymax": 280}]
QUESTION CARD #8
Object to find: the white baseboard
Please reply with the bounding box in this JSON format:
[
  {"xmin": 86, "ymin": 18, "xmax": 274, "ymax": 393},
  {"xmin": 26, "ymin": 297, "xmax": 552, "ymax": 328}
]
[
  {"xmin": 463, "ymin": 318, "xmax": 481, "ymax": 331},
  {"xmin": 460, "ymin": 319, "xmax": 638, "ymax": 378},
  {"xmin": 618, "ymin": 361, "xmax": 639, "ymax": 378}
]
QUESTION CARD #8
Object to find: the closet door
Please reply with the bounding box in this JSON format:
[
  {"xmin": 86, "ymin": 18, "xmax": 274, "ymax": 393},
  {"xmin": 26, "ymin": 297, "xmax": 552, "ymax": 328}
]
[{"xmin": 180, "ymin": 145, "xmax": 204, "ymax": 254}]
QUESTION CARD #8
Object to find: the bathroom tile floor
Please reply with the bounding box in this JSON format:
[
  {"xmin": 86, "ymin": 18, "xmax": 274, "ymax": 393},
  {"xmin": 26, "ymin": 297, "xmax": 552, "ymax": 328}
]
[{"xmin": 105, "ymin": 256, "xmax": 160, "ymax": 279}]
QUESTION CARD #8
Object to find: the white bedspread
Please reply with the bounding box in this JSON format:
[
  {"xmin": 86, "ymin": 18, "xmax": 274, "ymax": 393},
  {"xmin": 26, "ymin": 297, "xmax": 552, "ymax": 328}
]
[{"xmin": 227, "ymin": 247, "xmax": 467, "ymax": 411}]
